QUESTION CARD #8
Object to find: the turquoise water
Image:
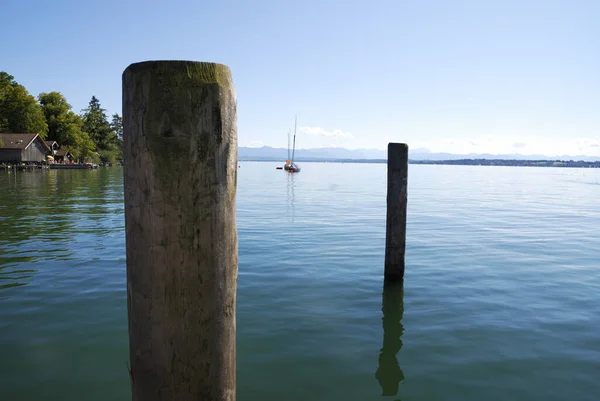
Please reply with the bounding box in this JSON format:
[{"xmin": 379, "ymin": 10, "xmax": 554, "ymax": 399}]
[{"xmin": 1, "ymin": 163, "xmax": 599, "ymax": 400}]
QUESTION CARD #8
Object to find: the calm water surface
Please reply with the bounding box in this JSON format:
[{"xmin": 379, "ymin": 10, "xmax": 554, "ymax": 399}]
[{"xmin": 1, "ymin": 163, "xmax": 599, "ymax": 400}]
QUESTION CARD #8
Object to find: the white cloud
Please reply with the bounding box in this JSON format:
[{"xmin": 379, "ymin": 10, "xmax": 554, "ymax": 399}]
[
  {"xmin": 246, "ymin": 140, "xmax": 264, "ymax": 148},
  {"xmin": 299, "ymin": 126, "xmax": 354, "ymax": 138}
]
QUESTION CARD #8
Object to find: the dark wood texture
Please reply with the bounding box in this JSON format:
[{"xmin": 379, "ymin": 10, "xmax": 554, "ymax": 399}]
[
  {"xmin": 385, "ymin": 142, "xmax": 408, "ymax": 281},
  {"xmin": 122, "ymin": 60, "xmax": 238, "ymax": 401}
]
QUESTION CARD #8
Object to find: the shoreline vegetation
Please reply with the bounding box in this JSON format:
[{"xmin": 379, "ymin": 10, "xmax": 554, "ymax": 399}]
[
  {"xmin": 0, "ymin": 71, "xmax": 123, "ymax": 164},
  {"xmin": 239, "ymin": 158, "xmax": 600, "ymax": 168}
]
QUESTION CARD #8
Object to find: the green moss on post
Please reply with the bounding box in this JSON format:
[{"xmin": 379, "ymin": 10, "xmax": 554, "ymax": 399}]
[{"xmin": 122, "ymin": 61, "xmax": 237, "ymax": 401}]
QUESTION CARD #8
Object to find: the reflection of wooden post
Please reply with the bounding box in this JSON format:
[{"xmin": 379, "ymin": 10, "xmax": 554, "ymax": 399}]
[
  {"xmin": 385, "ymin": 143, "xmax": 408, "ymax": 281},
  {"xmin": 123, "ymin": 61, "xmax": 238, "ymax": 401},
  {"xmin": 375, "ymin": 281, "xmax": 405, "ymax": 396}
]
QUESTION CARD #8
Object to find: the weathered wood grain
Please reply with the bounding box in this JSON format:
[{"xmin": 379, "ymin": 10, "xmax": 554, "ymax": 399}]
[
  {"xmin": 122, "ymin": 60, "xmax": 237, "ymax": 401},
  {"xmin": 385, "ymin": 143, "xmax": 408, "ymax": 281}
]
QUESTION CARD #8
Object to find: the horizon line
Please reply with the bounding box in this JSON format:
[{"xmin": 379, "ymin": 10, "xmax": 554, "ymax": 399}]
[{"xmin": 239, "ymin": 145, "xmax": 600, "ymax": 159}]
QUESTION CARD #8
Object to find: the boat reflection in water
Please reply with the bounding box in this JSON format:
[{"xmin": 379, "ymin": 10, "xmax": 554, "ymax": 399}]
[{"xmin": 286, "ymin": 170, "xmax": 295, "ymax": 224}]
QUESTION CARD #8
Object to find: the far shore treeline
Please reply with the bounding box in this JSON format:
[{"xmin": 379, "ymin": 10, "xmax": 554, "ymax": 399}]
[{"xmin": 0, "ymin": 71, "xmax": 122, "ymax": 164}]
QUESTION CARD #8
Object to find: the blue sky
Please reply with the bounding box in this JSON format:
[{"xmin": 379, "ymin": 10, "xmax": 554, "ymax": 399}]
[{"xmin": 2, "ymin": 0, "xmax": 599, "ymax": 156}]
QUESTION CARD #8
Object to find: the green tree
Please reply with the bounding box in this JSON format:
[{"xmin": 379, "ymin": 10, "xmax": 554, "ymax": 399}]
[
  {"xmin": 0, "ymin": 72, "xmax": 48, "ymax": 137},
  {"xmin": 108, "ymin": 113, "xmax": 124, "ymax": 163},
  {"xmin": 39, "ymin": 91, "xmax": 98, "ymax": 161},
  {"xmin": 81, "ymin": 96, "xmax": 122, "ymax": 163},
  {"xmin": 81, "ymin": 96, "xmax": 113, "ymax": 149},
  {"xmin": 81, "ymin": 96, "xmax": 123, "ymax": 163},
  {"xmin": 39, "ymin": 92, "xmax": 87, "ymax": 148},
  {"xmin": 77, "ymin": 132, "xmax": 98, "ymax": 163},
  {"xmin": 110, "ymin": 113, "xmax": 123, "ymax": 141}
]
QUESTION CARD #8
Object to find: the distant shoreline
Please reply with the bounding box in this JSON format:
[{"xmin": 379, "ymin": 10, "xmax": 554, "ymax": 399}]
[{"xmin": 238, "ymin": 158, "xmax": 600, "ymax": 168}]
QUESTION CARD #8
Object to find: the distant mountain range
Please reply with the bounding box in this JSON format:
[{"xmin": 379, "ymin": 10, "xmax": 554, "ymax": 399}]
[{"xmin": 238, "ymin": 146, "xmax": 600, "ymax": 162}]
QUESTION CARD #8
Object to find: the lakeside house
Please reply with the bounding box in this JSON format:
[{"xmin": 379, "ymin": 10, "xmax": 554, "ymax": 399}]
[
  {"xmin": 45, "ymin": 140, "xmax": 59, "ymax": 156},
  {"xmin": 54, "ymin": 148, "xmax": 73, "ymax": 163},
  {"xmin": 0, "ymin": 133, "xmax": 79, "ymax": 165},
  {"xmin": 0, "ymin": 133, "xmax": 51, "ymax": 163}
]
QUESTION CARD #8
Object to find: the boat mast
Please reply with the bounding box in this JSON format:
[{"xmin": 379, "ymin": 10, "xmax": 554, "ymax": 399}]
[
  {"xmin": 291, "ymin": 115, "xmax": 297, "ymax": 163},
  {"xmin": 287, "ymin": 129, "xmax": 291, "ymax": 161}
]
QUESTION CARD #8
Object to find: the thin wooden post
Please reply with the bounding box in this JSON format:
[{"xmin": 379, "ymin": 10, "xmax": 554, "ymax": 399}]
[
  {"xmin": 122, "ymin": 61, "xmax": 238, "ymax": 401},
  {"xmin": 385, "ymin": 143, "xmax": 408, "ymax": 281}
]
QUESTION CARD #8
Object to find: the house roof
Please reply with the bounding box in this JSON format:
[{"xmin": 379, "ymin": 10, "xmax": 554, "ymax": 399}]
[
  {"xmin": 0, "ymin": 133, "xmax": 50, "ymax": 151},
  {"xmin": 45, "ymin": 140, "xmax": 58, "ymax": 147},
  {"xmin": 56, "ymin": 148, "xmax": 72, "ymax": 157}
]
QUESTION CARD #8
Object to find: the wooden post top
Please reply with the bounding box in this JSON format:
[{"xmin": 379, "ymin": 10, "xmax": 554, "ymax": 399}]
[
  {"xmin": 387, "ymin": 143, "xmax": 409, "ymax": 170},
  {"xmin": 123, "ymin": 60, "xmax": 235, "ymax": 91}
]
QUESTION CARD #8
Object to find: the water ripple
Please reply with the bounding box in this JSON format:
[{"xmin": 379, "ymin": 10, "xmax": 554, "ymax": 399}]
[{"xmin": 1, "ymin": 164, "xmax": 600, "ymax": 401}]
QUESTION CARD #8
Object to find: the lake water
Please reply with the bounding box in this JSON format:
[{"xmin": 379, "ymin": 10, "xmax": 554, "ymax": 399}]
[{"xmin": 1, "ymin": 163, "xmax": 599, "ymax": 401}]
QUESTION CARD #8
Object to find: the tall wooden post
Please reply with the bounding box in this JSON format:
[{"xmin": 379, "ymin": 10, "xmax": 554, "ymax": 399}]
[
  {"xmin": 122, "ymin": 61, "xmax": 238, "ymax": 401},
  {"xmin": 385, "ymin": 143, "xmax": 408, "ymax": 281}
]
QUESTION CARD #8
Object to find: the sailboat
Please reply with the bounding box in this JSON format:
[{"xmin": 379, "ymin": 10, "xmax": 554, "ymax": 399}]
[{"xmin": 283, "ymin": 116, "xmax": 301, "ymax": 173}]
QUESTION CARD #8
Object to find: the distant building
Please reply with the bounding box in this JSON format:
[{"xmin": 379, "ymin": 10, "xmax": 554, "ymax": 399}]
[
  {"xmin": 54, "ymin": 148, "xmax": 73, "ymax": 164},
  {"xmin": 0, "ymin": 133, "xmax": 51, "ymax": 163},
  {"xmin": 45, "ymin": 140, "xmax": 59, "ymax": 156}
]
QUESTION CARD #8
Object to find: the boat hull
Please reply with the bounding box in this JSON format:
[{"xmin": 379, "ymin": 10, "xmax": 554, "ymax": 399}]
[{"xmin": 285, "ymin": 162, "xmax": 300, "ymax": 173}]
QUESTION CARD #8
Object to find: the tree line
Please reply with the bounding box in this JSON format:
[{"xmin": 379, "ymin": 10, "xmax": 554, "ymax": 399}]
[{"xmin": 0, "ymin": 71, "xmax": 122, "ymax": 163}]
